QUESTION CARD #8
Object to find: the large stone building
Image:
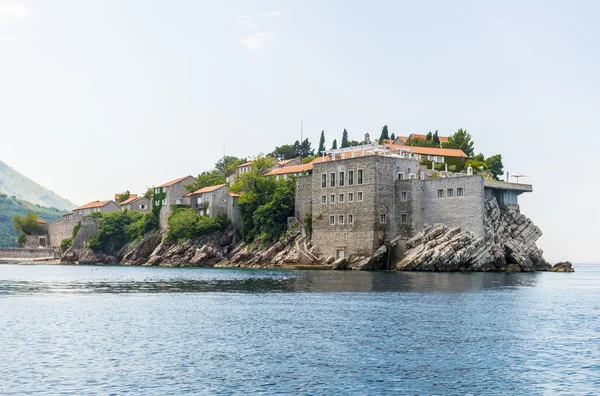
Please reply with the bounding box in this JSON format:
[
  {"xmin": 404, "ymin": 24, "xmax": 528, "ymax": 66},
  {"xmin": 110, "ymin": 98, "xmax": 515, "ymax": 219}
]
[
  {"xmin": 296, "ymin": 145, "xmax": 532, "ymax": 259},
  {"xmin": 184, "ymin": 184, "xmax": 228, "ymax": 217},
  {"xmin": 120, "ymin": 195, "xmax": 151, "ymax": 213}
]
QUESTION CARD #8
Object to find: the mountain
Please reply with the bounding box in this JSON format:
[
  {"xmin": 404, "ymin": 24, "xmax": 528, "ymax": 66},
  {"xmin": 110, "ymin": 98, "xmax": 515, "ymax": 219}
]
[
  {"xmin": 0, "ymin": 193, "xmax": 65, "ymax": 247},
  {"xmin": 0, "ymin": 159, "xmax": 76, "ymax": 211}
]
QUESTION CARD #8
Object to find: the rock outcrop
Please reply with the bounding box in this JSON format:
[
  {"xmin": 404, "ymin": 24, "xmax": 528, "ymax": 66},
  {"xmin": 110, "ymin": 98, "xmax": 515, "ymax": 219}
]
[
  {"xmin": 550, "ymin": 261, "xmax": 574, "ymax": 272},
  {"xmin": 396, "ymin": 197, "xmax": 552, "ymax": 272}
]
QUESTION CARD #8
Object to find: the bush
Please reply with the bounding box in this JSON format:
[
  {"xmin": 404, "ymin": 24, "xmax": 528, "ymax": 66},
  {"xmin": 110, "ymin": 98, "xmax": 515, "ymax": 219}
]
[
  {"xmin": 86, "ymin": 235, "xmax": 101, "ymax": 252},
  {"xmin": 60, "ymin": 238, "xmax": 73, "ymax": 253},
  {"xmin": 72, "ymin": 221, "xmax": 81, "ymax": 238},
  {"xmin": 304, "ymin": 212, "xmax": 312, "ymax": 237},
  {"xmin": 91, "ymin": 211, "xmax": 158, "ymax": 253},
  {"xmin": 17, "ymin": 232, "xmax": 26, "ymax": 247},
  {"xmin": 166, "ymin": 209, "xmax": 230, "ymax": 241}
]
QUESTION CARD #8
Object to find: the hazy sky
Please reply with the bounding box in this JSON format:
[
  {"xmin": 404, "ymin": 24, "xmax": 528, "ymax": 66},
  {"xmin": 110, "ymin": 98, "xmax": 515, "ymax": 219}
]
[{"xmin": 1, "ymin": 0, "xmax": 599, "ymax": 263}]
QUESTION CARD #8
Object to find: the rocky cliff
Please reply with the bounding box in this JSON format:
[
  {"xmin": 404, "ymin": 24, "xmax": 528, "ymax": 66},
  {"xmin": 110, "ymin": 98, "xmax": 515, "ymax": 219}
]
[
  {"xmin": 395, "ymin": 197, "xmax": 551, "ymax": 272},
  {"xmin": 60, "ymin": 198, "xmax": 570, "ymax": 272}
]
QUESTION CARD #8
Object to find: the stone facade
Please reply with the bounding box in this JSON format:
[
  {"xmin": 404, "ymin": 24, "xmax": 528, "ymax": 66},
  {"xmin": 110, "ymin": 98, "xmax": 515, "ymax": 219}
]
[
  {"xmin": 48, "ymin": 218, "xmax": 80, "ymax": 248},
  {"xmin": 23, "ymin": 235, "xmax": 50, "ymax": 248},
  {"xmin": 0, "ymin": 248, "xmax": 57, "ymax": 260},
  {"xmin": 186, "ymin": 185, "xmax": 228, "ymax": 217},
  {"xmin": 121, "ymin": 196, "xmax": 151, "ymax": 213},
  {"xmin": 226, "ymin": 193, "xmax": 242, "ymax": 230},
  {"xmin": 153, "ymin": 176, "xmax": 197, "ymax": 230},
  {"xmin": 298, "ymin": 153, "xmax": 532, "ymax": 259}
]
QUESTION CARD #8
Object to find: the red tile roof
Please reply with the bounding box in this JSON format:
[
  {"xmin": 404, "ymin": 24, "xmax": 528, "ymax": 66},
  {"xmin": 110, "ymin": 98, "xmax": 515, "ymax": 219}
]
[
  {"xmin": 184, "ymin": 184, "xmax": 227, "ymax": 197},
  {"xmin": 264, "ymin": 163, "xmax": 313, "ymax": 176},
  {"xmin": 228, "ymin": 192, "xmax": 242, "ymax": 197},
  {"xmin": 236, "ymin": 161, "xmax": 253, "ymax": 168},
  {"xmin": 76, "ymin": 200, "xmax": 114, "ymax": 210},
  {"xmin": 157, "ymin": 176, "xmax": 193, "ymax": 188},
  {"xmin": 35, "ymin": 218, "xmax": 47, "ymax": 224},
  {"xmin": 119, "ymin": 195, "xmax": 141, "ymax": 205},
  {"xmin": 384, "ymin": 143, "xmax": 468, "ymax": 158}
]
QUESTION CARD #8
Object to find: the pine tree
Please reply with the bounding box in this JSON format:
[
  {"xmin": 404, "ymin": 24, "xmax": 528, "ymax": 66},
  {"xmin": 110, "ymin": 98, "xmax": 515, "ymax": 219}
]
[
  {"xmin": 432, "ymin": 130, "xmax": 440, "ymax": 145},
  {"xmin": 331, "ymin": 139, "xmax": 338, "ymax": 150},
  {"xmin": 341, "ymin": 129, "xmax": 349, "ymax": 148},
  {"xmin": 390, "ymin": 133, "xmax": 395, "ymax": 141},
  {"xmin": 426, "ymin": 131, "xmax": 432, "ymax": 141},
  {"xmin": 318, "ymin": 130, "xmax": 326, "ymax": 153},
  {"xmin": 379, "ymin": 125, "xmax": 390, "ymax": 141}
]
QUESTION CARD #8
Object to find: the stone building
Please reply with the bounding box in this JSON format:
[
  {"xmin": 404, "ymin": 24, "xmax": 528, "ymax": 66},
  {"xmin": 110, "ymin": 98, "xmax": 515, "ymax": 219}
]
[
  {"xmin": 120, "ymin": 195, "xmax": 151, "ymax": 213},
  {"xmin": 72, "ymin": 200, "xmax": 120, "ymax": 217},
  {"xmin": 22, "ymin": 218, "xmax": 50, "ymax": 248},
  {"xmin": 297, "ymin": 145, "xmax": 532, "ymax": 259},
  {"xmin": 264, "ymin": 163, "xmax": 313, "ymax": 180},
  {"xmin": 184, "ymin": 184, "xmax": 228, "ymax": 217},
  {"xmin": 152, "ymin": 175, "xmax": 197, "ymax": 230}
]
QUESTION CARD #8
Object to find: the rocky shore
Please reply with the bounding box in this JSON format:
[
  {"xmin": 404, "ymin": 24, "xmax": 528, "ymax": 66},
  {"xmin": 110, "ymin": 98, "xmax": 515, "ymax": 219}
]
[{"xmin": 60, "ymin": 197, "xmax": 573, "ymax": 273}]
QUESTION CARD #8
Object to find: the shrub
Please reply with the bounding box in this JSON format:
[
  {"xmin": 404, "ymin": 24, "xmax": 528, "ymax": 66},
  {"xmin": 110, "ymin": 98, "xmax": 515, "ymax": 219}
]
[
  {"xmin": 72, "ymin": 221, "xmax": 81, "ymax": 238},
  {"xmin": 86, "ymin": 235, "xmax": 101, "ymax": 252},
  {"xmin": 91, "ymin": 211, "xmax": 158, "ymax": 253},
  {"xmin": 60, "ymin": 238, "xmax": 73, "ymax": 253},
  {"xmin": 17, "ymin": 232, "xmax": 26, "ymax": 247},
  {"xmin": 304, "ymin": 212, "xmax": 313, "ymax": 236},
  {"xmin": 166, "ymin": 209, "xmax": 230, "ymax": 241}
]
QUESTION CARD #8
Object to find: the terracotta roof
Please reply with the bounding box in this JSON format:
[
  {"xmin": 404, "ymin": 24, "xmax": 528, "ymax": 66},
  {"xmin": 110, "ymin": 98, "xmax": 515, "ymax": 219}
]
[
  {"xmin": 236, "ymin": 161, "xmax": 253, "ymax": 168},
  {"xmin": 119, "ymin": 195, "xmax": 142, "ymax": 205},
  {"xmin": 35, "ymin": 218, "xmax": 47, "ymax": 224},
  {"xmin": 408, "ymin": 133, "xmax": 449, "ymax": 143},
  {"xmin": 75, "ymin": 200, "xmax": 114, "ymax": 210},
  {"xmin": 264, "ymin": 163, "xmax": 313, "ymax": 176},
  {"xmin": 310, "ymin": 150, "xmax": 364, "ymax": 164},
  {"xmin": 393, "ymin": 136, "xmax": 409, "ymax": 144},
  {"xmin": 157, "ymin": 176, "xmax": 193, "ymax": 188},
  {"xmin": 384, "ymin": 143, "xmax": 468, "ymax": 158},
  {"xmin": 63, "ymin": 212, "xmax": 73, "ymax": 216},
  {"xmin": 114, "ymin": 193, "xmax": 137, "ymax": 201},
  {"xmin": 184, "ymin": 184, "xmax": 227, "ymax": 197},
  {"xmin": 228, "ymin": 192, "xmax": 242, "ymax": 197}
]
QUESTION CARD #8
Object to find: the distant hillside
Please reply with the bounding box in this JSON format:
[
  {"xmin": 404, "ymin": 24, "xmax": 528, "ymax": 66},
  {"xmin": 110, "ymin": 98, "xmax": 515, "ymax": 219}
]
[
  {"xmin": 0, "ymin": 193, "xmax": 65, "ymax": 247},
  {"xmin": 0, "ymin": 159, "xmax": 76, "ymax": 211}
]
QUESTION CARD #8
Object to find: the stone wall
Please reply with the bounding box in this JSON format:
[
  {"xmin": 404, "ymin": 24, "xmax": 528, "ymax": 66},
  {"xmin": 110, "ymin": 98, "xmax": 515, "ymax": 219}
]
[
  {"xmin": 123, "ymin": 197, "xmax": 151, "ymax": 213},
  {"xmin": 23, "ymin": 235, "xmax": 50, "ymax": 248},
  {"xmin": 295, "ymin": 174, "xmax": 312, "ymax": 224},
  {"xmin": 0, "ymin": 248, "xmax": 56, "ymax": 260},
  {"xmin": 159, "ymin": 177, "xmax": 196, "ymax": 230},
  {"xmin": 72, "ymin": 216, "xmax": 99, "ymax": 249},
  {"xmin": 48, "ymin": 218, "xmax": 80, "ymax": 248},
  {"xmin": 422, "ymin": 175, "xmax": 486, "ymax": 238},
  {"xmin": 226, "ymin": 194, "xmax": 241, "ymax": 230}
]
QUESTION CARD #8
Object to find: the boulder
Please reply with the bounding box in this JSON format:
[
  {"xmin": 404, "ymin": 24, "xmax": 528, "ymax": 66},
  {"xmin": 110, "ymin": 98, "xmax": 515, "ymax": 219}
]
[{"xmin": 550, "ymin": 261, "xmax": 574, "ymax": 272}]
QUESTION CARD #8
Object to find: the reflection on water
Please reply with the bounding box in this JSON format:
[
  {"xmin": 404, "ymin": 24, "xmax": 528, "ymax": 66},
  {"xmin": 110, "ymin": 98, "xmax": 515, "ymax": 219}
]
[
  {"xmin": 1, "ymin": 264, "xmax": 598, "ymax": 395},
  {"xmin": 0, "ymin": 265, "xmax": 540, "ymax": 295}
]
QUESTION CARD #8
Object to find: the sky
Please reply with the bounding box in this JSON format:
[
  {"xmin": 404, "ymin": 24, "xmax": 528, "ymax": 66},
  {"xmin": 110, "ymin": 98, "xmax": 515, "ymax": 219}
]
[{"xmin": 0, "ymin": 0, "xmax": 599, "ymax": 263}]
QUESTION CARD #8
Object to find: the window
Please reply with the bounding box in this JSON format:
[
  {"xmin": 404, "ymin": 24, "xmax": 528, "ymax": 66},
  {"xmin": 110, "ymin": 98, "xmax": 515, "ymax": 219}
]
[
  {"xmin": 162, "ymin": 199, "xmax": 167, "ymax": 205},
  {"xmin": 358, "ymin": 192, "xmax": 363, "ymax": 201},
  {"xmin": 437, "ymin": 189, "xmax": 444, "ymax": 198},
  {"xmin": 409, "ymin": 174, "xmax": 417, "ymax": 180},
  {"xmin": 330, "ymin": 216, "xmax": 335, "ymax": 225},
  {"xmin": 339, "ymin": 215, "xmax": 344, "ymax": 224},
  {"xmin": 154, "ymin": 188, "xmax": 159, "ymax": 194},
  {"xmin": 348, "ymin": 214, "xmax": 354, "ymax": 224},
  {"xmin": 427, "ymin": 155, "xmax": 433, "ymax": 161},
  {"xmin": 140, "ymin": 204, "xmax": 147, "ymax": 210},
  {"xmin": 447, "ymin": 188, "xmax": 454, "ymax": 197},
  {"xmin": 321, "ymin": 174, "xmax": 327, "ymax": 188},
  {"xmin": 357, "ymin": 169, "xmax": 363, "ymax": 184},
  {"xmin": 380, "ymin": 214, "xmax": 386, "ymax": 223},
  {"xmin": 330, "ymin": 194, "xmax": 335, "ymax": 203},
  {"xmin": 339, "ymin": 171, "xmax": 345, "ymax": 187},
  {"xmin": 398, "ymin": 173, "xmax": 404, "ymax": 180},
  {"xmin": 457, "ymin": 187, "xmax": 464, "ymax": 197},
  {"xmin": 321, "ymin": 195, "xmax": 327, "ymax": 204},
  {"xmin": 349, "ymin": 192, "xmax": 354, "ymax": 202},
  {"xmin": 339, "ymin": 193, "xmax": 344, "ymax": 203},
  {"xmin": 401, "ymin": 213, "xmax": 408, "ymax": 224},
  {"xmin": 402, "ymin": 191, "xmax": 408, "ymax": 201},
  {"xmin": 330, "ymin": 172, "xmax": 336, "ymax": 187},
  {"xmin": 414, "ymin": 154, "xmax": 421, "ymax": 160},
  {"xmin": 348, "ymin": 170, "xmax": 354, "ymax": 185}
]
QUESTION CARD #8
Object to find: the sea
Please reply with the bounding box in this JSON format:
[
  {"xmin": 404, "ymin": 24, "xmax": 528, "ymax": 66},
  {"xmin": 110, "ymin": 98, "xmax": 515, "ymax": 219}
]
[{"xmin": 0, "ymin": 264, "xmax": 598, "ymax": 395}]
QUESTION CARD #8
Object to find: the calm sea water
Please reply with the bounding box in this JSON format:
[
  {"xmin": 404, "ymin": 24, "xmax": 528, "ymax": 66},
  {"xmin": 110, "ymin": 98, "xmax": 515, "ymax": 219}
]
[{"xmin": 1, "ymin": 264, "xmax": 599, "ymax": 395}]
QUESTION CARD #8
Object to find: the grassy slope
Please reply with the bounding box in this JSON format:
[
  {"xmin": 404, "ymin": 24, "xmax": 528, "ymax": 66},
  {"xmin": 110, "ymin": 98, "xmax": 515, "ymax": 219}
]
[
  {"xmin": 0, "ymin": 160, "xmax": 76, "ymax": 211},
  {"xmin": 0, "ymin": 193, "xmax": 65, "ymax": 248}
]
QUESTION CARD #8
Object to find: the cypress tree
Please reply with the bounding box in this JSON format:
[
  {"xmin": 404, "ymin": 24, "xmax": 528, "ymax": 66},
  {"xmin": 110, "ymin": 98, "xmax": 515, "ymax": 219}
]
[
  {"xmin": 379, "ymin": 125, "xmax": 390, "ymax": 141},
  {"xmin": 331, "ymin": 139, "xmax": 338, "ymax": 150},
  {"xmin": 390, "ymin": 133, "xmax": 396, "ymax": 141},
  {"xmin": 318, "ymin": 130, "xmax": 326, "ymax": 153},
  {"xmin": 341, "ymin": 129, "xmax": 349, "ymax": 148}
]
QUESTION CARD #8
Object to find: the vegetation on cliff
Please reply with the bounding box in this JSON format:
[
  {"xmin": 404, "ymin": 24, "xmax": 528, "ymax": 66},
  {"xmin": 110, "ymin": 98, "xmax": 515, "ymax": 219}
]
[
  {"xmin": 87, "ymin": 211, "xmax": 158, "ymax": 253},
  {"xmin": 230, "ymin": 157, "xmax": 296, "ymax": 243},
  {"xmin": 167, "ymin": 209, "xmax": 230, "ymax": 241},
  {"xmin": 0, "ymin": 193, "xmax": 64, "ymax": 247}
]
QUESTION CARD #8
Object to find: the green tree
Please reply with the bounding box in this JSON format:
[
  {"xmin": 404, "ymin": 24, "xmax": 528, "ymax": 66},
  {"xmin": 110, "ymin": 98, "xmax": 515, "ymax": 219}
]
[
  {"xmin": 485, "ymin": 154, "xmax": 504, "ymax": 180},
  {"xmin": 432, "ymin": 130, "xmax": 440, "ymax": 145},
  {"xmin": 144, "ymin": 187, "xmax": 154, "ymax": 199},
  {"xmin": 215, "ymin": 156, "xmax": 245, "ymax": 177},
  {"xmin": 295, "ymin": 138, "xmax": 314, "ymax": 158},
  {"xmin": 341, "ymin": 129, "xmax": 349, "ymax": 148},
  {"xmin": 426, "ymin": 131, "xmax": 432, "ymax": 141},
  {"xmin": 186, "ymin": 170, "xmax": 226, "ymax": 193},
  {"xmin": 390, "ymin": 133, "xmax": 396, "ymax": 141},
  {"xmin": 318, "ymin": 130, "xmax": 326, "ymax": 154},
  {"xmin": 442, "ymin": 128, "xmax": 475, "ymax": 157},
  {"xmin": 252, "ymin": 179, "xmax": 295, "ymax": 243},
  {"xmin": 117, "ymin": 191, "xmax": 130, "ymax": 203},
  {"xmin": 331, "ymin": 139, "xmax": 338, "ymax": 150},
  {"xmin": 12, "ymin": 212, "xmax": 41, "ymax": 235},
  {"xmin": 347, "ymin": 140, "xmax": 359, "ymax": 147},
  {"xmin": 272, "ymin": 144, "xmax": 297, "ymax": 160},
  {"xmin": 379, "ymin": 125, "xmax": 389, "ymax": 141}
]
